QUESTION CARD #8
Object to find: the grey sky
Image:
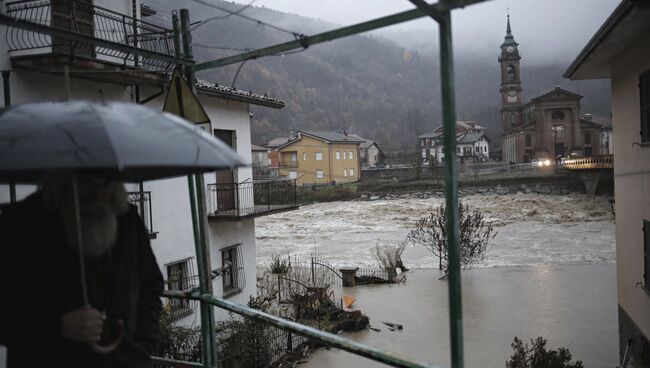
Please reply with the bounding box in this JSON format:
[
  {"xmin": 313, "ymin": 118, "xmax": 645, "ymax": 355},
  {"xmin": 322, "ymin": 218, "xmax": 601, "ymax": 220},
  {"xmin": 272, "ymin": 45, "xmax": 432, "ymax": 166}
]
[{"xmin": 255, "ymin": 0, "xmax": 620, "ymax": 63}]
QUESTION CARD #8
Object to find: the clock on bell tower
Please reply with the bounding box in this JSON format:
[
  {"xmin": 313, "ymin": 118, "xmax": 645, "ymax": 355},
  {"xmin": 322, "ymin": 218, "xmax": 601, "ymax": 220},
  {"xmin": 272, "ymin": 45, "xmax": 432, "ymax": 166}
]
[{"xmin": 498, "ymin": 13, "xmax": 523, "ymax": 134}]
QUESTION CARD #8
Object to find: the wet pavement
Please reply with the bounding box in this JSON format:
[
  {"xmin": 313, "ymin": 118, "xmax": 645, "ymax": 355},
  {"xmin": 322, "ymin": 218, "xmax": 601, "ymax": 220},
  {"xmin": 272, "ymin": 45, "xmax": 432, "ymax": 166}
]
[{"xmin": 305, "ymin": 264, "xmax": 618, "ymax": 368}]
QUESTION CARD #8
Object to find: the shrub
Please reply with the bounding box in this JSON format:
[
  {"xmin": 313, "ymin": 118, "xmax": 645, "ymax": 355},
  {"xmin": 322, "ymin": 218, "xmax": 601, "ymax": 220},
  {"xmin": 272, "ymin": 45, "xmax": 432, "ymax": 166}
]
[{"xmin": 505, "ymin": 337, "xmax": 584, "ymax": 368}]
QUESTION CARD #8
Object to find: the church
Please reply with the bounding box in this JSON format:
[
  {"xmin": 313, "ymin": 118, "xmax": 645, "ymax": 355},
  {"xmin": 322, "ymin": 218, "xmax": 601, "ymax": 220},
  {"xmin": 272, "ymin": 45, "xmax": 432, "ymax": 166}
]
[{"xmin": 499, "ymin": 15, "xmax": 604, "ymax": 163}]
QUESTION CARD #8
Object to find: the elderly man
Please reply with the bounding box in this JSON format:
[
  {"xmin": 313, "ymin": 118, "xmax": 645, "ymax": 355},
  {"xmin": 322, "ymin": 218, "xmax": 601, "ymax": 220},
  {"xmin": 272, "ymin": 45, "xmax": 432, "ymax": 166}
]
[{"xmin": 0, "ymin": 171, "xmax": 164, "ymax": 368}]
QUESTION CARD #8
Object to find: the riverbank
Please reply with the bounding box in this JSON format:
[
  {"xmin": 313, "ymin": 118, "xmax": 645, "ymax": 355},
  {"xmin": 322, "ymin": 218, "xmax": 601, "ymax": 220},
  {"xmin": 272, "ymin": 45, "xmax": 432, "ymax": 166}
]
[{"xmin": 305, "ymin": 264, "xmax": 618, "ymax": 368}]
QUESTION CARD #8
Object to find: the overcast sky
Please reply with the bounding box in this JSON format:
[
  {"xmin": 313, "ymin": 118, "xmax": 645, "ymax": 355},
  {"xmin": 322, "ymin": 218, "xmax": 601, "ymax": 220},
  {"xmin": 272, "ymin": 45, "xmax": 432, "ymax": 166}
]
[{"xmin": 254, "ymin": 0, "xmax": 620, "ymax": 63}]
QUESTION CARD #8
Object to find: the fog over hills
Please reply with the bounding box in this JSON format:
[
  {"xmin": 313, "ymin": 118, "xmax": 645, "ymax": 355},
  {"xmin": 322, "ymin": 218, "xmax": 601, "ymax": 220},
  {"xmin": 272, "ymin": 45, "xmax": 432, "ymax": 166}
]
[{"xmin": 150, "ymin": 1, "xmax": 611, "ymax": 154}]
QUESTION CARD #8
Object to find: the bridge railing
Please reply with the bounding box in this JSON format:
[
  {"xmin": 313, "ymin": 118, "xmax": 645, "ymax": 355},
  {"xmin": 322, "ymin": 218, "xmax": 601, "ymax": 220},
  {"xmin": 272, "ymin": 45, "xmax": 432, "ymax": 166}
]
[{"xmin": 563, "ymin": 154, "xmax": 613, "ymax": 170}]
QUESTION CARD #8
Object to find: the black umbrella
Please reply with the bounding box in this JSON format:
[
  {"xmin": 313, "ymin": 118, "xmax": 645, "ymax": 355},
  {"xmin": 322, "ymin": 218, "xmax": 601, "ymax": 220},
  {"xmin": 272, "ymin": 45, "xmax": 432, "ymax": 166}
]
[
  {"xmin": 0, "ymin": 100, "xmax": 246, "ymax": 352},
  {"xmin": 0, "ymin": 101, "xmax": 246, "ymax": 183}
]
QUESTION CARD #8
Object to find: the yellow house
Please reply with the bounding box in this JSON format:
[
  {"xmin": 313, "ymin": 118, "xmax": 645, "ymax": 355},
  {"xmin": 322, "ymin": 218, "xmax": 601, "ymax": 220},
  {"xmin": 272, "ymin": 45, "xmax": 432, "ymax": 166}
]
[{"xmin": 276, "ymin": 131, "xmax": 362, "ymax": 185}]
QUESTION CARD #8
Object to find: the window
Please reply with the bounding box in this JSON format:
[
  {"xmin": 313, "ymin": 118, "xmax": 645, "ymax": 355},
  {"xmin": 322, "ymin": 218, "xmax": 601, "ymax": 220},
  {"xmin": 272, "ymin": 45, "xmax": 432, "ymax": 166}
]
[
  {"xmin": 316, "ymin": 170, "xmax": 324, "ymax": 178},
  {"xmin": 507, "ymin": 64, "xmax": 515, "ymax": 81},
  {"xmin": 315, "ymin": 152, "xmax": 323, "ymax": 160},
  {"xmin": 290, "ymin": 152, "xmax": 297, "ymax": 162},
  {"xmin": 222, "ymin": 244, "xmax": 245, "ymax": 298},
  {"xmin": 525, "ymin": 135, "xmax": 532, "ymax": 147},
  {"xmin": 584, "ymin": 132, "xmax": 592, "ymax": 145},
  {"xmin": 343, "ymin": 169, "xmax": 348, "ymax": 177},
  {"xmin": 348, "ymin": 151, "xmax": 354, "ymax": 159},
  {"xmin": 641, "ymin": 70, "xmax": 650, "ymax": 142},
  {"xmin": 303, "ymin": 152, "xmax": 307, "ymax": 161},
  {"xmin": 644, "ymin": 220, "xmax": 650, "ymax": 290},
  {"xmin": 166, "ymin": 258, "xmax": 197, "ymax": 320},
  {"xmin": 349, "ymin": 168, "xmax": 355, "ymax": 177},
  {"xmin": 289, "ymin": 171, "xmax": 297, "ymax": 179},
  {"xmin": 336, "ymin": 151, "xmax": 341, "ymax": 160},
  {"xmin": 457, "ymin": 147, "xmax": 461, "ymax": 154}
]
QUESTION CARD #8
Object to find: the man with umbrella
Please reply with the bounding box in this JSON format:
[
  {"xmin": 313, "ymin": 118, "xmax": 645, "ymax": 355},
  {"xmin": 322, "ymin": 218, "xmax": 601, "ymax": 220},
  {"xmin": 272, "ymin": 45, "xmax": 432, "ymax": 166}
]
[
  {"xmin": 0, "ymin": 170, "xmax": 164, "ymax": 367},
  {"xmin": 0, "ymin": 101, "xmax": 246, "ymax": 367}
]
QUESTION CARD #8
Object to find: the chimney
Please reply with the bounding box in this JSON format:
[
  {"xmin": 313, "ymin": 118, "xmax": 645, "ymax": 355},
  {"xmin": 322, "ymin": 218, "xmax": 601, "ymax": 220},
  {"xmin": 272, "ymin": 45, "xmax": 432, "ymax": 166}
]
[{"xmin": 583, "ymin": 113, "xmax": 593, "ymax": 121}]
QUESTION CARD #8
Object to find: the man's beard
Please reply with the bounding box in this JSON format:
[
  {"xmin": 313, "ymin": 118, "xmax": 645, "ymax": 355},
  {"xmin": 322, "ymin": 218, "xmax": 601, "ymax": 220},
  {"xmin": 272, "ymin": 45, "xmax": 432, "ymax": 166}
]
[
  {"xmin": 42, "ymin": 175, "xmax": 128, "ymax": 257},
  {"xmin": 62, "ymin": 202, "xmax": 120, "ymax": 257}
]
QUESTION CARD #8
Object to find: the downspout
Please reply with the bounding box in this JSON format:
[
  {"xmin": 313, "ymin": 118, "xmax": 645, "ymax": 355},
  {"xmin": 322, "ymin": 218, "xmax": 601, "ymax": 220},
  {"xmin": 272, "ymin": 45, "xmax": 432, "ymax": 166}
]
[{"xmin": 3, "ymin": 70, "xmax": 15, "ymax": 203}]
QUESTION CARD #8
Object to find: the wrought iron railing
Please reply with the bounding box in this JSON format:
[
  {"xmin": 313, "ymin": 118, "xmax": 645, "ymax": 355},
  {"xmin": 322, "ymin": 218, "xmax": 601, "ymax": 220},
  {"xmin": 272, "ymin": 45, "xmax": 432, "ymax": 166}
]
[
  {"xmin": 164, "ymin": 257, "xmax": 199, "ymax": 321},
  {"xmin": 206, "ymin": 179, "xmax": 297, "ymax": 217},
  {"xmin": 5, "ymin": 0, "xmax": 177, "ymax": 69},
  {"xmin": 127, "ymin": 191, "xmax": 155, "ymax": 237}
]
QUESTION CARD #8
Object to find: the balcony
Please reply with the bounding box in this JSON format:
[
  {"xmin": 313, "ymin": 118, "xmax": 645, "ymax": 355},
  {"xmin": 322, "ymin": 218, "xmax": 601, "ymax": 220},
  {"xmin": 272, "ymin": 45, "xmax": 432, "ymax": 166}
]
[
  {"xmin": 279, "ymin": 161, "xmax": 299, "ymax": 169},
  {"xmin": 207, "ymin": 180, "xmax": 298, "ymax": 221},
  {"xmin": 5, "ymin": 0, "xmax": 182, "ymax": 86},
  {"xmin": 127, "ymin": 191, "xmax": 157, "ymax": 239}
]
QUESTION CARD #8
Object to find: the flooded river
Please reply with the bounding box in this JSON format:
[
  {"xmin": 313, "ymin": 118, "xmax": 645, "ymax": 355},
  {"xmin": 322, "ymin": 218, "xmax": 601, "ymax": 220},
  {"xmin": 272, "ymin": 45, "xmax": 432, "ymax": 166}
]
[{"xmin": 255, "ymin": 193, "xmax": 618, "ymax": 368}]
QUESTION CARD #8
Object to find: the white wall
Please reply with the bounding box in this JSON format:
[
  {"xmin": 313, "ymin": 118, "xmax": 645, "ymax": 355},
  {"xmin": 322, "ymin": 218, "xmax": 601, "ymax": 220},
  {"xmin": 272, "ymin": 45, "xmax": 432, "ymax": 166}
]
[
  {"xmin": 0, "ymin": 72, "xmax": 260, "ymax": 326},
  {"xmin": 611, "ymin": 37, "xmax": 650, "ymax": 339}
]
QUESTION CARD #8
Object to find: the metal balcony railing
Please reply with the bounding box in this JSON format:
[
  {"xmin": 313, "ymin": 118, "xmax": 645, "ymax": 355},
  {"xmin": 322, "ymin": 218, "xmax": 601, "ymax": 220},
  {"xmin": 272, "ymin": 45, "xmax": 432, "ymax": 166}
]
[
  {"xmin": 5, "ymin": 0, "xmax": 177, "ymax": 70},
  {"xmin": 206, "ymin": 180, "xmax": 298, "ymax": 218},
  {"xmin": 127, "ymin": 191, "xmax": 156, "ymax": 238},
  {"xmin": 563, "ymin": 154, "xmax": 614, "ymax": 170},
  {"xmin": 279, "ymin": 161, "xmax": 298, "ymax": 168}
]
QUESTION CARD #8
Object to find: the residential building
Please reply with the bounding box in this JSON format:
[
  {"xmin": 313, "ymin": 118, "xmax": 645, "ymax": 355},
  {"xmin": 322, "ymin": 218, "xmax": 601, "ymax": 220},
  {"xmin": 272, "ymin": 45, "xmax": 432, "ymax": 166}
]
[
  {"xmin": 499, "ymin": 14, "xmax": 606, "ymax": 163},
  {"xmin": 564, "ymin": 1, "xmax": 650, "ymax": 364},
  {"xmin": 0, "ymin": 0, "xmax": 296, "ymax": 325},
  {"xmin": 275, "ymin": 131, "xmax": 362, "ymax": 185},
  {"xmin": 348, "ymin": 134, "xmax": 384, "ymax": 167},
  {"xmin": 251, "ymin": 144, "xmax": 270, "ymax": 179},
  {"xmin": 418, "ymin": 121, "xmax": 490, "ymax": 164}
]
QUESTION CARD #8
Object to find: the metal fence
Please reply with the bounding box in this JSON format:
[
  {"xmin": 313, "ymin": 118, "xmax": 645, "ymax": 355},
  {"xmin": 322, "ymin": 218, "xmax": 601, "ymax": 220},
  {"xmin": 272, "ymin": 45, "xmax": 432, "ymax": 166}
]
[
  {"xmin": 206, "ymin": 180, "xmax": 297, "ymax": 217},
  {"xmin": 215, "ymin": 320, "xmax": 309, "ymax": 368},
  {"xmin": 5, "ymin": 0, "xmax": 177, "ymax": 69},
  {"xmin": 128, "ymin": 191, "xmax": 155, "ymax": 237}
]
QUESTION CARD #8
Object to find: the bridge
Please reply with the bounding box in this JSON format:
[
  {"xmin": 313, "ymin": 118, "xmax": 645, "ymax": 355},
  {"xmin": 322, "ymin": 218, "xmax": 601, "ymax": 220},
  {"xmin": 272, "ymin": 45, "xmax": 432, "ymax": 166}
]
[{"xmin": 562, "ymin": 154, "xmax": 613, "ymax": 195}]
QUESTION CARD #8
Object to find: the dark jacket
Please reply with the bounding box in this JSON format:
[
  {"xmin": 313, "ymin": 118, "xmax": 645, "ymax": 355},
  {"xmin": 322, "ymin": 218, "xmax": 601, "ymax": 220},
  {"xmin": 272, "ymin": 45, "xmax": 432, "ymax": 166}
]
[{"xmin": 0, "ymin": 192, "xmax": 164, "ymax": 368}]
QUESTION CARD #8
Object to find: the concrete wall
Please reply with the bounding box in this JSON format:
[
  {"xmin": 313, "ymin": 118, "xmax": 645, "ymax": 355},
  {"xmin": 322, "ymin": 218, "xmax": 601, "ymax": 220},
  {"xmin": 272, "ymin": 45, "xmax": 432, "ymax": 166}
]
[{"xmin": 611, "ymin": 35, "xmax": 650, "ymax": 345}]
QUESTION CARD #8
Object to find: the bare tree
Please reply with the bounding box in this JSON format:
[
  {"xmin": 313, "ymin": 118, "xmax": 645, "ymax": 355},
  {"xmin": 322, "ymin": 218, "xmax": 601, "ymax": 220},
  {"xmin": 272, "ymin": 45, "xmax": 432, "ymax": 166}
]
[{"xmin": 407, "ymin": 202, "xmax": 496, "ymax": 274}]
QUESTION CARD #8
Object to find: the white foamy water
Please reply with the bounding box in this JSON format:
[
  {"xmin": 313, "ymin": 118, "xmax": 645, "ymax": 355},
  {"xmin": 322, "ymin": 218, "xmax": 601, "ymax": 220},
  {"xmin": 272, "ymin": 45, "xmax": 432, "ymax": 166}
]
[{"xmin": 255, "ymin": 193, "xmax": 615, "ymax": 269}]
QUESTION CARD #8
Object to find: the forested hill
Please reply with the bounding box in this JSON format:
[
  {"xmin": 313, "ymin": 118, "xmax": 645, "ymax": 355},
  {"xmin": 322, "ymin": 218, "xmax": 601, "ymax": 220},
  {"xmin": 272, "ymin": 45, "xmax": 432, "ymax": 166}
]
[{"xmin": 152, "ymin": 1, "xmax": 611, "ymax": 154}]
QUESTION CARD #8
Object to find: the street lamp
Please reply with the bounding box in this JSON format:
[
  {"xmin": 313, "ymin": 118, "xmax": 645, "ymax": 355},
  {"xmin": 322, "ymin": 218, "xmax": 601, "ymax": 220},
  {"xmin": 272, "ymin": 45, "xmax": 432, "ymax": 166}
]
[{"xmin": 551, "ymin": 124, "xmax": 564, "ymax": 166}]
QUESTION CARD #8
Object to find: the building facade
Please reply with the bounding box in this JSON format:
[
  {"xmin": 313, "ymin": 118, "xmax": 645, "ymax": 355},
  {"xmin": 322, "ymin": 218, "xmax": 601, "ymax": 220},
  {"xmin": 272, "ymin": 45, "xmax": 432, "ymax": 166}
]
[
  {"xmin": 348, "ymin": 134, "xmax": 384, "ymax": 168},
  {"xmin": 499, "ymin": 15, "xmax": 605, "ymax": 163},
  {"xmin": 418, "ymin": 121, "xmax": 490, "ymax": 164},
  {"xmin": 276, "ymin": 131, "xmax": 361, "ymax": 185},
  {"xmin": 0, "ymin": 0, "xmax": 295, "ymax": 326},
  {"xmin": 565, "ymin": 1, "xmax": 650, "ymax": 365}
]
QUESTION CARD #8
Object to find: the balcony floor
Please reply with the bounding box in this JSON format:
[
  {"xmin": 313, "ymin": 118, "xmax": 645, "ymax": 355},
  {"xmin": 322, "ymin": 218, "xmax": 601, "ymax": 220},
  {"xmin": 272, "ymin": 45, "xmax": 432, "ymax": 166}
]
[
  {"xmin": 11, "ymin": 53, "xmax": 166, "ymax": 87},
  {"xmin": 208, "ymin": 204, "xmax": 299, "ymax": 221}
]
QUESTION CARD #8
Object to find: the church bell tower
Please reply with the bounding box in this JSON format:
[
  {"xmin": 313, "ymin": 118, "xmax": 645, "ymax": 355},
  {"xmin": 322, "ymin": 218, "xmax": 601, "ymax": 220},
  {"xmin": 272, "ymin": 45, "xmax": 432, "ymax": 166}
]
[{"xmin": 498, "ymin": 14, "xmax": 523, "ymax": 134}]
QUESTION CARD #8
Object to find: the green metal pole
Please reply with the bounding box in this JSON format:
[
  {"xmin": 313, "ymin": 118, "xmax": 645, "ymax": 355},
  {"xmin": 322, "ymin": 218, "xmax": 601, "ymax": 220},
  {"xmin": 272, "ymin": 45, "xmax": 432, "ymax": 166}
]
[
  {"xmin": 179, "ymin": 9, "xmax": 217, "ymax": 368},
  {"xmin": 439, "ymin": 10, "xmax": 464, "ymax": 368},
  {"xmin": 3, "ymin": 70, "xmax": 15, "ymax": 203}
]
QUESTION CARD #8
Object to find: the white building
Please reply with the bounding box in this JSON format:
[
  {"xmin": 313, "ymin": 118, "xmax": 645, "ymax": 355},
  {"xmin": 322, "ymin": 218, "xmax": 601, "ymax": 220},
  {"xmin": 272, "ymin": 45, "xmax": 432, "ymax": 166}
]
[
  {"xmin": 418, "ymin": 121, "xmax": 490, "ymax": 164},
  {"xmin": 0, "ymin": 0, "xmax": 296, "ymax": 325},
  {"xmin": 565, "ymin": 0, "xmax": 649, "ymax": 364}
]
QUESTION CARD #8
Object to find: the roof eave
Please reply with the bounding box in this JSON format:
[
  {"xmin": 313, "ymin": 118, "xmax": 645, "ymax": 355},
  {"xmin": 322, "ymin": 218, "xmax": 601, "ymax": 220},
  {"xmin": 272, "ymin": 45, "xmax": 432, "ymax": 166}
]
[
  {"xmin": 563, "ymin": 0, "xmax": 635, "ymax": 80},
  {"xmin": 197, "ymin": 87, "xmax": 285, "ymax": 109}
]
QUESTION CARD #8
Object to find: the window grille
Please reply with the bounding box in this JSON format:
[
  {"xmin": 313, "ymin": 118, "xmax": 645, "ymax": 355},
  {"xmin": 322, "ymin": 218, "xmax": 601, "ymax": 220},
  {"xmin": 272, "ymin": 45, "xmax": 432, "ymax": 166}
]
[{"xmin": 221, "ymin": 244, "xmax": 246, "ymax": 298}]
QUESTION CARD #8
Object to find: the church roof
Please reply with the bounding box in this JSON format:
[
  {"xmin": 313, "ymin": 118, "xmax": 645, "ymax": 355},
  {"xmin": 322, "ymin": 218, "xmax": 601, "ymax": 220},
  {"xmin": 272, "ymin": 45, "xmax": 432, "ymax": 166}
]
[{"xmin": 530, "ymin": 86, "xmax": 583, "ymax": 102}]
